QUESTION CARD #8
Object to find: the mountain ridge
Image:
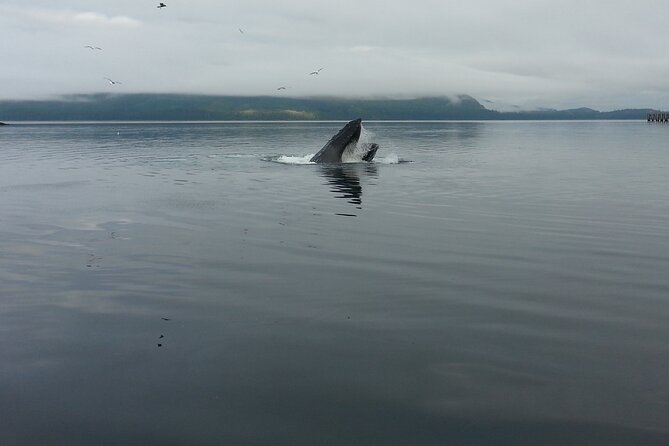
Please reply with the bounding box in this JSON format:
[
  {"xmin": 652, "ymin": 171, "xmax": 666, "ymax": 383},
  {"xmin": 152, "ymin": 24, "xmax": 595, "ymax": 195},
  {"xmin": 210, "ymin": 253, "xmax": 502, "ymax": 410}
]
[{"xmin": 0, "ymin": 94, "xmax": 659, "ymax": 121}]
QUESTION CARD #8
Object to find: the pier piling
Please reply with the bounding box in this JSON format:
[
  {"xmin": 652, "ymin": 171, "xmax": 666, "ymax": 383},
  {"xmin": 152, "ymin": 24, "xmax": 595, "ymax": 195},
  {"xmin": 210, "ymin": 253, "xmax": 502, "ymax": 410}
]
[{"xmin": 647, "ymin": 112, "xmax": 669, "ymax": 122}]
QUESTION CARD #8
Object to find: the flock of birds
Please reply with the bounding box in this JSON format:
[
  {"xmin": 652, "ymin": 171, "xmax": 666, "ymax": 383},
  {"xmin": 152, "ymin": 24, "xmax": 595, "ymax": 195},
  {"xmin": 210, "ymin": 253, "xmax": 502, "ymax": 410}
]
[{"xmin": 86, "ymin": 3, "xmax": 324, "ymax": 92}]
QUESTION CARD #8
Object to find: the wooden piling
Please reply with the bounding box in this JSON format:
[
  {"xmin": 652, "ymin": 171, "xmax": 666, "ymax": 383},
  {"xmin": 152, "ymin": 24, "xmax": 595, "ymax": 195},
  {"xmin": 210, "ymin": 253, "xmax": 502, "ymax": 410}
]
[{"xmin": 647, "ymin": 112, "xmax": 669, "ymax": 122}]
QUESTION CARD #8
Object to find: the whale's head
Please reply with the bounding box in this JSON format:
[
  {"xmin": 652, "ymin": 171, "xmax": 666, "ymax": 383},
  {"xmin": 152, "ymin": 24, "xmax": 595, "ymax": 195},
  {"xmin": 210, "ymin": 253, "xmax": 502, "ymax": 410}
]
[{"xmin": 310, "ymin": 118, "xmax": 378, "ymax": 163}]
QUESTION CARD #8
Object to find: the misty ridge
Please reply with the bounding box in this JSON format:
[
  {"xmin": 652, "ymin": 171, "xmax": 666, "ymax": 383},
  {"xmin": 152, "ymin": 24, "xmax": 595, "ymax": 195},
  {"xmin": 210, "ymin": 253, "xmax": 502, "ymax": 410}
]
[{"xmin": 0, "ymin": 94, "xmax": 657, "ymax": 121}]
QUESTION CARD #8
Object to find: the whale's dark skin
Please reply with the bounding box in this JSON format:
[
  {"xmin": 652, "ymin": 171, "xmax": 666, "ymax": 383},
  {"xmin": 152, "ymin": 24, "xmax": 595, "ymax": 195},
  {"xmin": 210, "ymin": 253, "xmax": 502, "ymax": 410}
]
[{"xmin": 310, "ymin": 118, "xmax": 378, "ymax": 163}]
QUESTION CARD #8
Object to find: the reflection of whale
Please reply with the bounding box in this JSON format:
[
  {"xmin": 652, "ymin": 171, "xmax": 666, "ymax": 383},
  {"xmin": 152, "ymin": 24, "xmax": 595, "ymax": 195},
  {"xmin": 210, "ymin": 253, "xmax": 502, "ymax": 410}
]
[
  {"xmin": 310, "ymin": 118, "xmax": 378, "ymax": 163},
  {"xmin": 319, "ymin": 163, "xmax": 378, "ymax": 208}
]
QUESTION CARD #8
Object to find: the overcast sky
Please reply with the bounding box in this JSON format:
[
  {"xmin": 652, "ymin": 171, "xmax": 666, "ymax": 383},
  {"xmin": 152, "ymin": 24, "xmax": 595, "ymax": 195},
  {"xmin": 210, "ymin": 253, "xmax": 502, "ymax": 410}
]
[{"xmin": 2, "ymin": 0, "xmax": 668, "ymax": 110}]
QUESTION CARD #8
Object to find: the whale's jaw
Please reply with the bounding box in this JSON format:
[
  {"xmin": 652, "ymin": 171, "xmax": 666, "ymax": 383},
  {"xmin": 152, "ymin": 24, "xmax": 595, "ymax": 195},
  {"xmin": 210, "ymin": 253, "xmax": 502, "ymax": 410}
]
[{"xmin": 361, "ymin": 143, "xmax": 378, "ymax": 162}]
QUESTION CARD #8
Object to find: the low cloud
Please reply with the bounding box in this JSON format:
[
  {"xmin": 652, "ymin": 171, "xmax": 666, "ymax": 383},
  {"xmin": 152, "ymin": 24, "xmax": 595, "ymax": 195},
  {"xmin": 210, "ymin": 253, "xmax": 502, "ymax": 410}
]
[{"xmin": 24, "ymin": 8, "xmax": 141, "ymax": 28}]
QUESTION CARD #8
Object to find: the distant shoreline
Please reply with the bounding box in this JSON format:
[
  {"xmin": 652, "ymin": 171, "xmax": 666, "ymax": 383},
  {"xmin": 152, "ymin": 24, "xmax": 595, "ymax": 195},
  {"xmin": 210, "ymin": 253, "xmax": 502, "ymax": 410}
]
[{"xmin": 0, "ymin": 94, "xmax": 660, "ymax": 121}]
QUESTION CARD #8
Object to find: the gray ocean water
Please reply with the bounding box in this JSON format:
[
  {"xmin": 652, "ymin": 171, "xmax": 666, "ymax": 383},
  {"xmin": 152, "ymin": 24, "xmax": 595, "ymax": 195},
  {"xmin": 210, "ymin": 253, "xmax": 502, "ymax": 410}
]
[{"xmin": 1, "ymin": 121, "xmax": 668, "ymax": 445}]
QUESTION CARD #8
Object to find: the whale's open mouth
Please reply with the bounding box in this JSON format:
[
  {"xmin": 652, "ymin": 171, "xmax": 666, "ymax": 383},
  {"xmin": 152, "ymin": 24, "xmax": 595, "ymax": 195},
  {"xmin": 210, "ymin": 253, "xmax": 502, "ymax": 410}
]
[{"xmin": 310, "ymin": 119, "xmax": 378, "ymax": 163}]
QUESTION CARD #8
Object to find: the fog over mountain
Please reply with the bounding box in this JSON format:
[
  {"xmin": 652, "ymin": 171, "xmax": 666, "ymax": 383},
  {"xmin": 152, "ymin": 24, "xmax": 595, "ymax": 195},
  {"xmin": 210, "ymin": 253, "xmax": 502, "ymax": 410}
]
[
  {"xmin": 0, "ymin": 94, "xmax": 656, "ymax": 121},
  {"xmin": 2, "ymin": 1, "xmax": 669, "ymax": 111}
]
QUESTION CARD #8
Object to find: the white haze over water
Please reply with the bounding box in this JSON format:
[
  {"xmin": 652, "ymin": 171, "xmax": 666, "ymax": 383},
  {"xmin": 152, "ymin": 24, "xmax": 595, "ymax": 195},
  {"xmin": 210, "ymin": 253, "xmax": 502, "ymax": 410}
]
[{"xmin": 2, "ymin": 1, "xmax": 669, "ymax": 110}]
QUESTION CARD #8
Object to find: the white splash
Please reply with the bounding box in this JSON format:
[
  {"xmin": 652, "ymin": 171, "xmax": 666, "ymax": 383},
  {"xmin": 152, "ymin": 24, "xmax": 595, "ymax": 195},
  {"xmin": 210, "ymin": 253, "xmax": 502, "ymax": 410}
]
[
  {"xmin": 271, "ymin": 154, "xmax": 315, "ymax": 165},
  {"xmin": 375, "ymin": 153, "xmax": 400, "ymax": 164},
  {"xmin": 265, "ymin": 124, "xmax": 394, "ymax": 165},
  {"xmin": 359, "ymin": 125, "xmax": 375, "ymax": 145},
  {"xmin": 341, "ymin": 141, "xmax": 363, "ymax": 163}
]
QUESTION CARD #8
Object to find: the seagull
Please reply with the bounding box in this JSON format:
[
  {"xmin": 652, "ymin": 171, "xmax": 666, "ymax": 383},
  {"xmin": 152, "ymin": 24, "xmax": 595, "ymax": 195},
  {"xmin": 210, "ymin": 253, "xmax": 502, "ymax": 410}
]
[
  {"xmin": 105, "ymin": 77, "xmax": 122, "ymax": 85},
  {"xmin": 238, "ymin": 28, "xmax": 244, "ymax": 34},
  {"xmin": 157, "ymin": 2, "xmax": 167, "ymax": 8},
  {"xmin": 277, "ymin": 86, "xmax": 288, "ymax": 91},
  {"xmin": 84, "ymin": 45, "xmax": 102, "ymax": 50},
  {"xmin": 309, "ymin": 68, "xmax": 324, "ymax": 75}
]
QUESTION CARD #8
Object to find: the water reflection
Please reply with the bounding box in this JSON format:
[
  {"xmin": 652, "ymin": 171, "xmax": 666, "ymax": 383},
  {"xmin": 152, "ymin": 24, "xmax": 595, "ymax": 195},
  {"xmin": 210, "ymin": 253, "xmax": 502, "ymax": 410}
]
[{"xmin": 318, "ymin": 163, "xmax": 378, "ymax": 209}]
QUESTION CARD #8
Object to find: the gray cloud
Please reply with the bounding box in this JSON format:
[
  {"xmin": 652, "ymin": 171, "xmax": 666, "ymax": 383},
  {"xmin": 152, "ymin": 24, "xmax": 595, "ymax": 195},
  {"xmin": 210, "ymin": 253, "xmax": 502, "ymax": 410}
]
[{"xmin": 2, "ymin": 0, "xmax": 669, "ymax": 110}]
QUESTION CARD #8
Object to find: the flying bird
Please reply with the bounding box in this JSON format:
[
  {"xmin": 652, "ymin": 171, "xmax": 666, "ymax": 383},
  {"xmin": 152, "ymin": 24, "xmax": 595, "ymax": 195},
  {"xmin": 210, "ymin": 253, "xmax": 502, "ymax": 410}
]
[
  {"xmin": 157, "ymin": 2, "xmax": 167, "ymax": 8},
  {"xmin": 105, "ymin": 77, "xmax": 122, "ymax": 85},
  {"xmin": 84, "ymin": 45, "xmax": 102, "ymax": 50},
  {"xmin": 277, "ymin": 86, "xmax": 288, "ymax": 91},
  {"xmin": 238, "ymin": 28, "xmax": 244, "ymax": 34},
  {"xmin": 309, "ymin": 68, "xmax": 324, "ymax": 75}
]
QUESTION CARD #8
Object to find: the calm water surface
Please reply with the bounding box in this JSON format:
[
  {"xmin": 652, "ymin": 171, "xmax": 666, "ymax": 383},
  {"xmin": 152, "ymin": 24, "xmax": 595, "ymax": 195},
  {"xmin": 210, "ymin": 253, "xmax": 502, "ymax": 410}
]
[{"xmin": 1, "ymin": 121, "xmax": 668, "ymax": 445}]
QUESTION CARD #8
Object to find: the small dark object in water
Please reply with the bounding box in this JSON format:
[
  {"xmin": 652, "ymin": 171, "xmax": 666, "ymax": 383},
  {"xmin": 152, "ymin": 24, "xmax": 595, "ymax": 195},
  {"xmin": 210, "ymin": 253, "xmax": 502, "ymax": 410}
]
[
  {"xmin": 161, "ymin": 317, "xmax": 171, "ymax": 321},
  {"xmin": 159, "ymin": 334, "xmax": 164, "ymax": 339},
  {"xmin": 157, "ymin": 343, "xmax": 163, "ymax": 347}
]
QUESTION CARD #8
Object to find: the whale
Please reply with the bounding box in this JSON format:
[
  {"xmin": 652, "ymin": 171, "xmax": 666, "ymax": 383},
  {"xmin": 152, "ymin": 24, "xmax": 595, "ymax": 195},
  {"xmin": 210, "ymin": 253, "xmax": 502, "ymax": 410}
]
[{"xmin": 310, "ymin": 118, "xmax": 378, "ymax": 163}]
